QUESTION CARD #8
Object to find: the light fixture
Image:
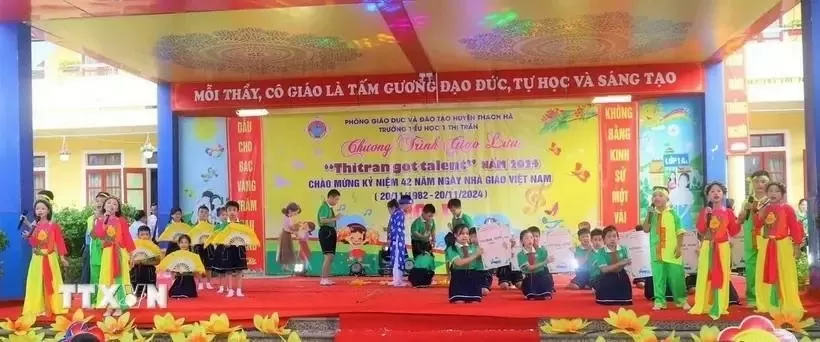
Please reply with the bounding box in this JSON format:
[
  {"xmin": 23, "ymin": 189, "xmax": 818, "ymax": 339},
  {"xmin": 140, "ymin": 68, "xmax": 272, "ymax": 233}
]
[
  {"xmin": 140, "ymin": 134, "xmax": 156, "ymax": 159},
  {"xmin": 235, "ymin": 109, "xmax": 269, "ymax": 117},
  {"xmin": 58, "ymin": 137, "xmax": 70, "ymax": 161},
  {"xmin": 591, "ymin": 95, "xmax": 632, "ymax": 104}
]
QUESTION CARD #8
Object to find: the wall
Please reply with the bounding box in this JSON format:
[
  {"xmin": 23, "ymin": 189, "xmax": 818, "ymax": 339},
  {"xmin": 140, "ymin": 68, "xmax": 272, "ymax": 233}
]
[
  {"xmin": 748, "ymin": 111, "xmax": 806, "ymax": 204},
  {"xmin": 33, "ymin": 133, "xmax": 157, "ymax": 208}
]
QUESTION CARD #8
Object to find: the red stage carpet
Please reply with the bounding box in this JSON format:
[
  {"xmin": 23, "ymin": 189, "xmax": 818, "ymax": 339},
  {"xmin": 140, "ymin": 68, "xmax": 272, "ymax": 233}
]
[{"xmin": 1, "ymin": 275, "xmax": 817, "ymax": 337}]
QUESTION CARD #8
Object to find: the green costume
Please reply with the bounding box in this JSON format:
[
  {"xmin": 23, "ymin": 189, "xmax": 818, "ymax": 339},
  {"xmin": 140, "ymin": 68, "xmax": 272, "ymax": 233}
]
[
  {"xmin": 86, "ymin": 216, "xmax": 102, "ymax": 301},
  {"xmin": 647, "ymin": 207, "xmax": 687, "ymax": 307},
  {"xmin": 742, "ymin": 197, "xmax": 762, "ymax": 307}
]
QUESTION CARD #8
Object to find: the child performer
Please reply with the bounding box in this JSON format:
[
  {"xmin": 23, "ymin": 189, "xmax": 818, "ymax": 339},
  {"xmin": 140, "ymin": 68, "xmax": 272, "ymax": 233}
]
[
  {"xmin": 588, "ymin": 228, "xmax": 604, "ymax": 290},
  {"xmin": 408, "ymin": 251, "xmax": 435, "ymax": 287},
  {"xmin": 189, "ymin": 206, "xmax": 214, "ymax": 290},
  {"xmin": 754, "ymin": 182, "xmax": 805, "ymax": 314},
  {"xmin": 278, "ymin": 203, "xmax": 301, "ymax": 272},
  {"xmin": 526, "ymin": 226, "xmax": 556, "ymax": 293},
  {"xmin": 318, "ymin": 189, "xmax": 342, "ymax": 286},
  {"xmin": 517, "ymin": 230, "xmax": 553, "ymax": 300},
  {"xmin": 689, "ymin": 182, "xmax": 741, "ymax": 319},
  {"xmin": 593, "ymin": 226, "xmax": 633, "ymax": 305},
  {"xmin": 644, "ymin": 186, "xmax": 689, "ymax": 311},
  {"xmin": 161, "ymin": 208, "xmax": 189, "ymax": 254},
  {"xmin": 446, "ymin": 199, "xmax": 474, "ymax": 247},
  {"xmin": 168, "ymin": 235, "xmax": 198, "ymax": 298},
  {"xmin": 130, "ymin": 226, "xmax": 159, "ymax": 298},
  {"xmin": 295, "ymin": 222, "xmax": 315, "ymax": 272},
  {"xmin": 737, "ymin": 169, "xmax": 770, "ymax": 307},
  {"xmin": 83, "ymin": 192, "xmax": 109, "ymax": 294},
  {"xmin": 207, "ymin": 207, "xmax": 228, "ymax": 293},
  {"xmin": 94, "ymin": 197, "xmax": 135, "ymax": 316},
  {"xmin": 218, "ymin": 200, "xmax": 258, "ymax": 297},
  {"xmin": 410, "ymin": 204, "xmax": 436, "ymax": 259},
  {"xmin": 568, "ymin": 225, "xmax": 594, "ymax": 290},
  {"xmin": 21, "ymin": 198, "xmax": 69, "ymax": 316},
  {"xmin": 387, "ymin": 195, "xmax": 412, "ymax": 287},
  {"xmin": 446, "ymin": 224, "xmax": 483, "ymax": 303}
]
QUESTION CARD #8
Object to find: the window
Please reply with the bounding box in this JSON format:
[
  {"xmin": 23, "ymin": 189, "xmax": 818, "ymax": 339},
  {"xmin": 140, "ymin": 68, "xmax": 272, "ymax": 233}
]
[
  {"xmin": 81, "ymin": 55, "xmax": 117, "ymax": 77},
  {"xmin": 85, "ymin": 152, "xmax": 123, "ymax": 205},
  {"xmin": 744, "ymin": 133, "xmax": 788, "ymax": 187},
  {"xmin": 33, "ymin": 155, "xmax": 46, "ymax": 198}
]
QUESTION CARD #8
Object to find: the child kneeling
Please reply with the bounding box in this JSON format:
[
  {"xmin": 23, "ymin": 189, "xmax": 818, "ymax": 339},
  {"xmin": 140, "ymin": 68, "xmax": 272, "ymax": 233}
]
[
  {"xmin": 409, "ymin": 251, "xmax": 436, "ymax": 287},
  {"xmin": 593, "ymin": 226, "xmax": 633, "ymax": 306},
  {"xmin": 445, "ymin": 224, "xmax": 483, "ymax": 303},
  {"xmin": 517, "ymin": 230, "xmax": 553, "ymax": 300}
]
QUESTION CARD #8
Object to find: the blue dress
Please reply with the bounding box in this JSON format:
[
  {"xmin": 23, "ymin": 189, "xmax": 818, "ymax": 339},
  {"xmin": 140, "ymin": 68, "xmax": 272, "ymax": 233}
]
[{"xmin": 388, "ymin": 210, "xmax": 408, "ymax": 272}]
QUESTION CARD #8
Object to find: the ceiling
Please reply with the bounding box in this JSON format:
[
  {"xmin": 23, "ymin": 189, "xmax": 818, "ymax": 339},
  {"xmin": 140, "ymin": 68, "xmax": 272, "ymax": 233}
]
[{"xmin": 1, "ymin": 0, "xmax": 796, "ymax": 83}]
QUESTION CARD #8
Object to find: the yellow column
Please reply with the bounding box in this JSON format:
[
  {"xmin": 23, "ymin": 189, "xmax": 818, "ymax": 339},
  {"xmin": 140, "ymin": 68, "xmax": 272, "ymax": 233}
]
[{"xmin": 727, "ymin": 155, "xmax": 746, "ymax": 268}]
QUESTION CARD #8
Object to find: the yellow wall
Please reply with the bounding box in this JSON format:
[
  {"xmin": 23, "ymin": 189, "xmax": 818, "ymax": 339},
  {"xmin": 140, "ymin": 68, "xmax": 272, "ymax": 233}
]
[
  {"xmin": 34, "ymin": 133, "xmax": 157, "ymax": 208},
  {"xmin": 748, "ymin": 111, "xmax": 806, "ymax": 204}
]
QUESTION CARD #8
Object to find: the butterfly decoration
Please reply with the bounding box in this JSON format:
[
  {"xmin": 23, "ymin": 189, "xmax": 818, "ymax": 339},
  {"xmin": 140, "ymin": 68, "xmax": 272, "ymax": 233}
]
[
  {"xmin": 544, "ymin": 202, "xmax": 559, "ymax": 216},
  {"xmin": 571, "ymin": 162, "xmax": 590, "ymax": 182},
  {"xmin": 548, "ymin": 142, "xmax": 562, "ymax": 156},
  {"xmin": 183, "ymin": 188, "xmax": 194, "ymax": 198},
  {"xmin": 541, "ymin": 108, "xmax": 562, "ymax": 122},
  {"xmin": 201, "ymin": 167, "xmax": 217, "ymax": 182},
  {"xmin": 205, "ymin": 144, "xmax": 225, "ymax": 158}
]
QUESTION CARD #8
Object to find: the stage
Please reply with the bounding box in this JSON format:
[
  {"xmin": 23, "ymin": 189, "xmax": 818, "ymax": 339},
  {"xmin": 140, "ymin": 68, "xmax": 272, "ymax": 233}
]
[{"xmin": 1, "ymin": 275, "xmax": 818, "ymax": 341}]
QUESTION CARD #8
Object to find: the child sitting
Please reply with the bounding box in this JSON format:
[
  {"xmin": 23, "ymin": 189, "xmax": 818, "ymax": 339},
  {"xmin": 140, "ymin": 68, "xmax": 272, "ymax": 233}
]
[
  {"xmin": 517, "ymin": 230, "xmax": 554, "ymax": 300},
  {"xmin": 409, "ymin": 251, "xmax": 436, "ymax": 287},
  {"xmin": 588, "ymin": 228, "xmax": 604, "ymax": 290},
  {"xmin": 469, "ymin": 227, "xmax": 491, "ymax": 295},
  {"xmin": 526, "ymin": 226, "xmax": 556, "ymax": 293},
  {"xmin": 593, "ymin": 226, "xmax": 633, "ymax": 305},
  {"xmin": 446, "ymin": 224, "xmax": 483, "ymax": 303},
  {"xmin": 569, "ymin": 225, "xmax": 595, "ymax": 290},
  {"xmin": 130, "ymin": 226, "xmax": 159, "ymax": 298}
]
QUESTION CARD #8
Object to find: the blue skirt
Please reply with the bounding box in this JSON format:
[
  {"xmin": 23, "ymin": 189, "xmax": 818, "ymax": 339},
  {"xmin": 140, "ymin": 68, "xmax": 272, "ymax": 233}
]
[
  {"xmin": 496, "ymin": 265, "xmax": 523, "ymax": 285},
  {"xmin": 409, "ymin": 268, "xmax": 434, "ymax": 287},
  {"xmin": 521, "ymin": 271, "xmax": 553, "ymax": 300},
  {"xmin": 571, "ymin": 269, "xmax": 592, "ymax": 289},
  {"xmin": 448, "ymin": 269, "xmax": 482, "ymax": 303},
  {"xmin": 218, "ymin": 245, "xmax": 247, "ymax": 272},
  {"xmin": 193, "ymin": 244, "xmax": 210, "ymax": 269},
  {"xmin": 169, "ymin": 274, "xmax": 197, "ymax": 298},
  {"xmin": 594, "ymin": 270, "xmax": 633, "ymax": 305}
]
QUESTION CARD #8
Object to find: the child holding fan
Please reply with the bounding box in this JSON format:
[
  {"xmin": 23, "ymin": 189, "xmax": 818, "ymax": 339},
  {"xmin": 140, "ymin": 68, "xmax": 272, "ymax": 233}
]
[
  {"xmin": 188, "ymin": 206, "xmax": 214, "ymax": 290},
  {"xmin": 21, "ymin": 198, "xmax": 69, "ymax": 316},
  {"xmin": 644, "ymin": 186, "xmax": 689, "ymax": 311},
  {"xmin": 130, "ymin": 226, "xmax": 160, "ymax": 298},
  {"xmin": 211, "ymin": 200, "xmax": 260, "ymax": 297},
  {"xmin": 158, "ymin": 208, "xmax": 190, "ymax": 255},
  {"xmin": 754, "ymin": 182, "xmax": 805, "ymax": 314},
  {"xmin": 94, "ymin": 197, "xmax": 135, "ymax": 316},
  {"xmin": 517, "ymin": 229, "xmax": 553, "ymax": 300},
  {"xmin": 593, "ymin": 226, "xmax": 632, "ymax": 306},
  {"xmin": 446, "ymin": 224, "xmax": 483, "ymax": 303},
  {"xmin": 690, "ymin": 182, "xmax": 740, "ymax": 319},
  {"xmin": 161, "ymin": 234, "xmax": 202, "ymax": 298}
]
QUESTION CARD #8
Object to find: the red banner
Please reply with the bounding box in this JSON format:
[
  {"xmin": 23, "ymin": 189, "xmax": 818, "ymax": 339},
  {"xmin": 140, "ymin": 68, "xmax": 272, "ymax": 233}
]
[
  {"xmin": 226, "ymin": 117, "xmax": 265, "ymax": 271},
  {"xmin": 172, "ymin": 64, "xmax": 703, "ymax": 112},
  {"xmin": 598, "ymin": 103, "xmax": 640, "ymax": 232},
  {"xmin": 724, "ymin": 51, "xmax": 751, "ymax": 155}
]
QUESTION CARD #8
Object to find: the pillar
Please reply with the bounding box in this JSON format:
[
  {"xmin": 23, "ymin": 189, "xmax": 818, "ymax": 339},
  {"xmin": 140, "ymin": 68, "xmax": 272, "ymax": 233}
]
[
  {"xmin": 0, "ymin": 23, "xmax": 34, "ymax": 301},
  {"xmin": 703, "ymin": 62, "xmax": 728, "ymax": 185},
  {"xmin": 156, "ymin": 83, "xmax": 179, "ymax": 236},
  {"xmin": 801, "ymin": 0, "xmax": 820, "ymax": 286}
]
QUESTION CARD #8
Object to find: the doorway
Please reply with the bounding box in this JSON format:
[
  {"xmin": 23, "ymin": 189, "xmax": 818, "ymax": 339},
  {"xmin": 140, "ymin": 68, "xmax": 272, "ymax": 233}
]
[{"xmin": 150, "ymin": 168, "xmax": 158, "ymax": 206}]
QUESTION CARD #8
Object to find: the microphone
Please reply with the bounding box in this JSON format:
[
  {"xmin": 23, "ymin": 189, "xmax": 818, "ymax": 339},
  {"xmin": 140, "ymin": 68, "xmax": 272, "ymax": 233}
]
[
  {"xmin": 104, "ymin": 213, "xmax": 111, "ymax": 225},
  {"xmin": 17, "ymin": 210, "xmax": 28, "ymax": 231},
  {"xmin": 706, "ymin": 202, "xmax": 714, "ymax": 227}
]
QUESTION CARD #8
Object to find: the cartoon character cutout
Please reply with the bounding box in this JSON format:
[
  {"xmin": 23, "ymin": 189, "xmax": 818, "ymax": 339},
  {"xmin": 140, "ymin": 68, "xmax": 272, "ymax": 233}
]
[
  {"xmin": 294, "ymin": 222, "xmax": 315, "ymax": 270},
  {"xmin": 345, "ymin": 223, "xmax": 367, "ymax": 263}
]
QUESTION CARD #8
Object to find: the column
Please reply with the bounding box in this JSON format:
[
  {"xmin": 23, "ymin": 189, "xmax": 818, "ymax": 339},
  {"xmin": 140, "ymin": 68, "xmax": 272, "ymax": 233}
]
[
  {"xmin": 801, "ymin": 0, "xmax": 820, "ymax": 287},
  {"xmin": 703, "ymin": 62, "xmax": 728, "ymax": 184},
  {"xmin": 0, "ymin": 23, "xmax": 34, "ymax": 301},
  {"xmin": 156, "ymin": 83, "xmax": 179, "ymax": 233}
]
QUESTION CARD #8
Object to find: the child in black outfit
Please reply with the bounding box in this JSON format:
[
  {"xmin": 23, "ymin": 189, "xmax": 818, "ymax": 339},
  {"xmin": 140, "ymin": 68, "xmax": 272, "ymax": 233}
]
[
  {"xmin": 517, "ymin": 229, "xmax": 553, "ymax": 300},
  {"xmin": 446, "ymin": 224, "xmax": 483, "ymax": 303},
  {"xmin": 593, "ymin": 226, "xmax": 633, "ymax": 305},
  {"xmin": 469, "ymin": 227, "xmax": 492, "ymax": 295},
  {"xmin": 526, "ymin": 226, "xmax": 556, "ymax": 293},
  {"xmin": 169, "ymin": 234, "xmax": 198, "ymax": 298},
  {"xmin": 409, "ymin": 251, "xmax": 436, "ymax": 287},
  {"xmin": 130, "ymin": 226, "xmax": 158, "ymax": 297},
  {"xmin": 569, "ymin": 225, "xmax": 595, "ymax": 290}
]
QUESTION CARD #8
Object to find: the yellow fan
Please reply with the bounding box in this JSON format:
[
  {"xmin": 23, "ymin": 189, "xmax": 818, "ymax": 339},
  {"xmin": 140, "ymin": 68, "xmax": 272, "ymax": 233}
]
[
  {"xmin": 213, "ymin": 222, "xmax": 261, "ymax": 248},
  {"xmin": 156, "ymin": 222, "xmax": 191, "ymax": 242},
  {"xmin": 132, "ymin": 239, "xmax": 162, "ymax": 261},
  {"xmin": 188, "ymin": 221, "xmax": 214, "ymax": 245},
  {"xmin": 157, "ymin": 250, "xmax": 205, "ymax": 274}
]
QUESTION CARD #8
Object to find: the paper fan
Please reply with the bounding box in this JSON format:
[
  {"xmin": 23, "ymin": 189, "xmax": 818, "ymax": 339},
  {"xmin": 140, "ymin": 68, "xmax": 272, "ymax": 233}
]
[
  {"xmin": 157, "ymin": 250, "xmax": 205, "ymax": 274},
  {"xmin": 157, "ymin": 222, "xmax": 191, "ymax": 242},
  {"xmin": 132, "ymin": 239, "xmax": 162, "ymax": 261},
  {"xmin": 188, "ymin": 221, "xmax": 214, "ymax": 245},
  {"xmin": 216, "ymin": 222, "xmax": 261, "ymax": 248}
]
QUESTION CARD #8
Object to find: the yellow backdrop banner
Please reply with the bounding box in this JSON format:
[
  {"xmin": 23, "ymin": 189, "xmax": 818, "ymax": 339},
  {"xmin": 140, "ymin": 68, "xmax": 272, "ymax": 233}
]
[{"xmin": 263, "ymin": 105, "xmax": 601, "ymax": 272}]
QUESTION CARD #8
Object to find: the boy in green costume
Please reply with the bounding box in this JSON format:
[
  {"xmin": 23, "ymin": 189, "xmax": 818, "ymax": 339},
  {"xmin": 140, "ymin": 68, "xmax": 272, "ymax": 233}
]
[
  {"xmin": 82, "ymin": 192, "xmax": 109, "ymax": 301},
  {"xmin": 644, "ymin": 186, "xmax": 689, "ymax": 311},
  {"xmin": 737, "ymin": 170, "xmax": 769, "ymax": 307}
]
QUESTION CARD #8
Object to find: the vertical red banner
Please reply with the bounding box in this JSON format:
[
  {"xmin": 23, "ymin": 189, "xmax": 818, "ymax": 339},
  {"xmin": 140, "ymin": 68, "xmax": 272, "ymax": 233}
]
[
  {"xmin": 598, "ymin": 103, "xmax": 640, "ymax": 232},
  {"xmin": 724, "ymin": 50, "xmax": 751, "ymax": 155},
  {"xmin": 227, "ymin": 117, "xmax": 265, "ymax": 271}
]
